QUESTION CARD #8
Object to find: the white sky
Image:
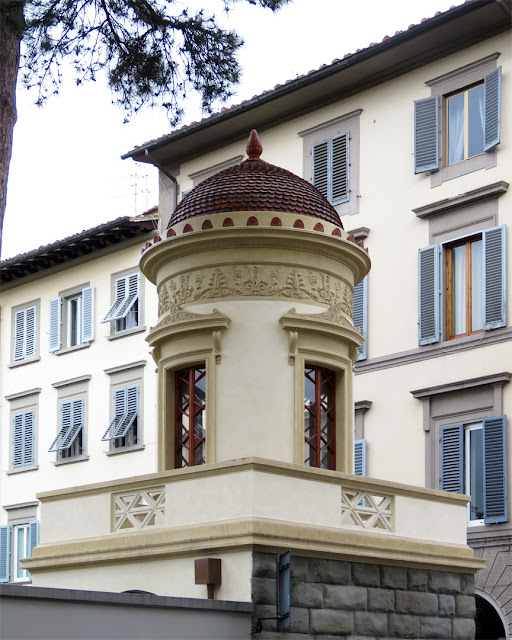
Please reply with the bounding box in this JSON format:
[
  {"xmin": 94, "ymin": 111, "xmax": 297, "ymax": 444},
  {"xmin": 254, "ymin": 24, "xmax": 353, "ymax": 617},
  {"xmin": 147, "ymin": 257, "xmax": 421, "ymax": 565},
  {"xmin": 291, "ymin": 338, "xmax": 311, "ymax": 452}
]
[{"xmin": 2, "ymin": 0, "xmax": 463, "ymax": 259}]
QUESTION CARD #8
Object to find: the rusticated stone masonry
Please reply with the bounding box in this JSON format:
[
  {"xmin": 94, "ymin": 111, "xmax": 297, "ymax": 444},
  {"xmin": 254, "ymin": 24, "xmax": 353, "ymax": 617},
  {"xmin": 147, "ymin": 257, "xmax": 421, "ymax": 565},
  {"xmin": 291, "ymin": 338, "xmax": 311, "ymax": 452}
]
[{"xmin": 252, "ymin": 553, "xmax": 476, "ymax": 639}]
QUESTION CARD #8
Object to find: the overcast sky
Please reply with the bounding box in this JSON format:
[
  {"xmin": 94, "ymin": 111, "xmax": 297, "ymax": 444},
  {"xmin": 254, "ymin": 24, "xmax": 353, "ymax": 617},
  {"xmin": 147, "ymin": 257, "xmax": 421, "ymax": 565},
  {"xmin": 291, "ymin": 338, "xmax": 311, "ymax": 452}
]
[{"xmin": 2, "ymin": 0, "xmax": 464, "ymax": 259}]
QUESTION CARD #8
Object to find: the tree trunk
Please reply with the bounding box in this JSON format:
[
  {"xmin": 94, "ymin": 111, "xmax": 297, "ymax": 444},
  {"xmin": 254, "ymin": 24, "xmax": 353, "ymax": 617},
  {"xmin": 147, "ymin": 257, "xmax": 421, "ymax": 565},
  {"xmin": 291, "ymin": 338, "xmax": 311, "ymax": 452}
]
[{"xmin": 0, "ymin": 1, "xmax": 24, "ymax": 257}]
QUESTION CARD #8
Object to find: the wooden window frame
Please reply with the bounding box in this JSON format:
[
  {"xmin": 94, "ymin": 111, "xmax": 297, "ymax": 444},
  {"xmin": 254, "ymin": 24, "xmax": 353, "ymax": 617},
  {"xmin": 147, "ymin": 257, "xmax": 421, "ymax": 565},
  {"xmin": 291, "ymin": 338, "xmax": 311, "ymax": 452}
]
[
  {"xmin": 445, "ymin": 234, "xmax": 483, "ymax": 340},
  {"xmin": 304, "ymin": 365, "xmax": 336, "ymax": 470},
  {"xmin": 174, "ymin": 366, "xmax": 206, "ymax": 469},
  {"xmin": 445, "ymin": 81, "xmax": 484, "ymax": 166}
]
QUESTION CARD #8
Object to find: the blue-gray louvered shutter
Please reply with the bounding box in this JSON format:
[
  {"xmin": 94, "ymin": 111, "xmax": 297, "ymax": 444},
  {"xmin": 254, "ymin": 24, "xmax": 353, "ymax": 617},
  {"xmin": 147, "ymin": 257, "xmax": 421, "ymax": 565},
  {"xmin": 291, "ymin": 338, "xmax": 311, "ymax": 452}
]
[
  {"xmin": 25, "ymin": 306, "xmax": 36, "ymax": 359},
  {"xmin": 13, "ymin": 413, "xmax": 25, "ymax": 468},
  {"xmin": 13, "ymin": 310, "xmax": 25, "ymax": 361},
  {"xmin": 81, "ymin": 286, "xmax": 95, "ymax": 342},
  {"xmin": 332, "ymin": 133, "xmax": 349, "ymax": 205},
  {"xmin": 483, "ymin": 416, "xmax": 507, "ymax": 524},
  {"xmin": 13, "ymin": 411, "xmax": 34, "ymax": 468},
  {"xmin": 102, "ymin": 277, "xmax": 125, "ymax": 323},
  {"xmin": 49, "ymin": 297, "xmax": 62, "ymax": 352},
  {"xmin": 312, "ymin": 141, "xmax": 329, "ymax": 200},
  {"xmin": 353, "ymin": 277, "xmax": 368, "ymax": 360},
  {"xmin": 115, "ymin": 385, "xmax": 138, "ymax": 438},
  {"xmin": 418, "ymin": 245, "xmax": 440, "ymax": 345},
  {"xmin": 102, "ymin": 388, "xmax": 126, "ymax": 440},
  {"xmin": 484, "ymin": 67, "xmax": 502, "ymax": 152},
  {"xmin": 483, "ymin": 225, "xmax": 506, "ymax": 330},
  {"xmin": 27, "ymin": 521, "xmax": 39, "ymax": 580},
  {"xmin": 441, "ymin": 425, "xmax": 463, "ymax": 493},
  {"xmin": 354, "ymin": 439, "xmax": 367, "ymax": 476},
  {"xmin": 414, "ymin": 95, "xmax": 439, "ymax": 173},
  {"xmin": 0, "ymin": 525, "xmax": 10, "ymax": 583},
  {"xmin": 116, "ymin": 274, "xmax": 139, "ymax": 319}
]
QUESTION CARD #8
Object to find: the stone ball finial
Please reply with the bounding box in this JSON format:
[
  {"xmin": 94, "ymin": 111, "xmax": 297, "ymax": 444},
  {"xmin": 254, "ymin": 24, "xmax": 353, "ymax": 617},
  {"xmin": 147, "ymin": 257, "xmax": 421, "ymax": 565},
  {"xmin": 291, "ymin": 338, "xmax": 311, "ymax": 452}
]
[{"xmin": 246, "ymin": 130, "xmax": 263, "ymax": 160}]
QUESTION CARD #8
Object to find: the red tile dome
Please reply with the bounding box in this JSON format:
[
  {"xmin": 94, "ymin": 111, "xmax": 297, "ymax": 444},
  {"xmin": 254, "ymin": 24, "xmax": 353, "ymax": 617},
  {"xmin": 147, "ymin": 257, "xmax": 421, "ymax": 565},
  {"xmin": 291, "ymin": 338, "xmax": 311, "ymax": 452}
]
[{"xmin": 167, "ymin": 130, "xmax": 343, "ymax": 228}]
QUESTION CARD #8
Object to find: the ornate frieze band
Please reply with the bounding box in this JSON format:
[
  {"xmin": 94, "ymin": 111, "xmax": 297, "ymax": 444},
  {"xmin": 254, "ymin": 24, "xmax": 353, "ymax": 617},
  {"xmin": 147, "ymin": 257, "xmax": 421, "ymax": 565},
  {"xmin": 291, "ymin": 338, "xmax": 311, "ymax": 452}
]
[
  {"xmin": 340, "ymin": 487, "xmax": 393, "ymax": 531},
  {"xmin": 158, "ymin": 265, "xmax": 353, "ymax": 316}
]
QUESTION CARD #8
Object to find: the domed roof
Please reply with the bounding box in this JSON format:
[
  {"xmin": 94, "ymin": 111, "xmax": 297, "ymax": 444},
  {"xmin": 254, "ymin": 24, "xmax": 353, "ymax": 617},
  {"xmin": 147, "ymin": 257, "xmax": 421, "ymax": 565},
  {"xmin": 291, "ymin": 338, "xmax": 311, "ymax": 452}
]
[{"xmin": 167, "ymin": 130, "xmax": 343, "ymax": 228}]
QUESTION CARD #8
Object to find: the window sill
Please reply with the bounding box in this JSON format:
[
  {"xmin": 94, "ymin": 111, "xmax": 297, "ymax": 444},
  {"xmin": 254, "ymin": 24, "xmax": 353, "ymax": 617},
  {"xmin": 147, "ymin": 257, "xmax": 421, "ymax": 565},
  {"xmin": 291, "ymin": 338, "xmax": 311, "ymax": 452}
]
[
  {"xmin": 54, "ymin": 342, "xmax": 91, "ymax": 356},
  {"xmin": 106, "ymin": 444, "xmax": 145, "ymax": 457},
  {"xmin": 6, "ymin": 465, "xmax": 39, "ymax": 476},
  {"xmin": 53, "ymin": 455, "xmax": 90, "ymax": 467},
  {"xmin": 8, "ymin": 357, "xmax": 41, "ymax": 369},
  {"xmin": 107, "ymin": 326, "xmax": 147, "ymax": 341},
  {"xmin": 430, "ymin": 149, "xmax": 497, "ymax": 187}
]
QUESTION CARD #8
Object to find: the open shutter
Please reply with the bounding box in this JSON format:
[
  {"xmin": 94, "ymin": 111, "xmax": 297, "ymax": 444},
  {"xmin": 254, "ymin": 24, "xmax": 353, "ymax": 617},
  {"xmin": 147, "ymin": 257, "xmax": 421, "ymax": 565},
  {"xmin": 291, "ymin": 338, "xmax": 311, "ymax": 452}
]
[
  {"xmin": 13, "ymin": 310, "xmax": 25, "ymax": 361},
  {"xmin": 114, "ymin": 386, "xmax": 139, "ymax": 438},
  {"xmin": 441, "ymin": 425, "xmax": 463, "ymax": 493},
  {"xmin": 353, "ymin": 276, "xmax": 368, "ymax": 360},
  {"xmin": 49, "ymin": 399, "xmax": 83, "ymax": 452},
  {"xmin": 312, "ymin": 141, "xmax": 329, "ymax": 199},
  {"xmin": 102, "ymin": 388, "xmax": 126, "ymax": 440},
  {"xmin": 331, "ymin": 133, "xmax": 349, "ymax": 205},
  {"xmin": 418, "ymin": 245, "xmax": 440, "ymax": 345},
  {"xmin": 483, "ymin": 225, "xmax": 506, "ymax": 330},
  {"xmin": 116, "ymin": 274, "xmax": 139, "ymax": 319},
  {"xmin": 0, "ymin": 526, "xmax": 10, "ymax": 583},
  {"xmin": 484, "ymin": 66, "xmax": 502, "ymax": 151},
  {"xmin": 414, "ymin": 95, "xmax": 439, "ymax": 173},
  {"xmin": 28, "ymin": 521, "xmax": 39, "ymax": 556},
  {"xmin": 25, "ymin": 306, "xmax": 36, "ymax": 358},
  {"xmin": 49, "ymin": 297, "xmax": 62, "ymax": 352},
  {"xmin": 483, "ymin": 416, "xmax": 508, "ymax": 524},
  {"xmin": 81, "ymin": 286, "xmax": 95, "ymax": 342},
  {"xmin": 102, "ymin": 277, "xmax": 126, "ymax": 323},
  {"xmin": 354, "ymin": 439, "xmax": 367, "ymax": 476}
]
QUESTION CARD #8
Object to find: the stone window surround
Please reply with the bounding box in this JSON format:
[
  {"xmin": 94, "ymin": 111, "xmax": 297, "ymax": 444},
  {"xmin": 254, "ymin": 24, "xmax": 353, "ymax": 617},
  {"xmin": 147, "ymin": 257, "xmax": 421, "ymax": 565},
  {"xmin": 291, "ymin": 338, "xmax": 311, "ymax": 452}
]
[
  {"xmin": 5, "ymin": 389, "xmax": 41, "ymax": 475},
  {"xmin": 299, "ymin": 109, "xmax": 362, "ymax": 217},
  {"xmin": 9, "ymin": 299, "xmax": 40, "ymax": 367},
  {"xmin": 426, "ymin": 53, "xmax": 499, "ymax": 188},
  {"xmin": 51, "ymin": 375, "xmax": 91, "ymax": 465},
  {"xmin": 411, "ymin": 371, "xmax": 510, "ymax": 532},
  {"xmin": 3, "ymin": 502, "xmax": 39, "ymax": 585},
  {"xmin": 106, "ymin": 267, "xmax": 145, "ymax": 340},
  {"xmin": 104, "ymin": 361, "xmax": 147, "ymax": 456},
  {"xmin": 354, "ymin": 400, "xmax": 372, "ymax": 441},
  {"xmin": 52, "ymin": 282, "xmax": 91, "ymax": 355}
]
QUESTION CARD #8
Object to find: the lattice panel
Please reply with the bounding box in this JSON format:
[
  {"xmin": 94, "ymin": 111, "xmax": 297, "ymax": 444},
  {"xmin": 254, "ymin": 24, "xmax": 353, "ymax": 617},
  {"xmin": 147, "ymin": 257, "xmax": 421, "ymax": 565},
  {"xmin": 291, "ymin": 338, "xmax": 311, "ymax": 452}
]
[
  {"xmin": 113, "ymin": 487, "xmax": 165, "ymax": 532},
  {"xmin": 340, "ymin": 488, "xmax": 393, "ymax": 531}
]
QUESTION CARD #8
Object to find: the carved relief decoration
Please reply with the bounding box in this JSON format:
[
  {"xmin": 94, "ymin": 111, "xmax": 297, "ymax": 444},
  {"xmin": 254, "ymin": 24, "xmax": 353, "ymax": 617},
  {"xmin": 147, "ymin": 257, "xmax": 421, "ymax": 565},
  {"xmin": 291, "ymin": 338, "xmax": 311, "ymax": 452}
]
[{"xmin": 158, "ymin": 265, "xmax": 353, "ymax": 317}]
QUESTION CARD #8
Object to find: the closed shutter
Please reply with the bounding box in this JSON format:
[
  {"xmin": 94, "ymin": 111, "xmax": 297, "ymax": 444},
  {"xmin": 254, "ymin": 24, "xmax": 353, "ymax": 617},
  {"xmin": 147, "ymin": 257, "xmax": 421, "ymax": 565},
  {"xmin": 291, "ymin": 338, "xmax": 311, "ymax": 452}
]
[
  {"xmin": 25, "ymin": 306, "xmax": 36, "ymax": 358},
  {"xmin": 13, "ymin": 411, "xmax": 34, "ymax": 468},
  {"xmin": 13, "ymin": 413, "xmax": 25, "ymax": 468},
  {"xmin": 27, "ymin": 521, "xmax": 39, "ymax": 580},
  {"xmin": 312, "ymin": 141, "xmax": 329, "ymax": 199},
  {"xmin": 0, "ymin": 526, "xmax": 10, "ymax": 583},
  {"xmin": 331, "ymin": 133, "xmax": 349, "ymax": 205},
  {"xmin": 354, "ymin": 439, "xmax": 367, "ymax": 476},
  {"xmin": 418, "ymin": 245, "xmax": 440, "ymax": 345},
  {"xmin": 24, "ymin": 412, "xmax": 35, "ymax": 466},
  {"xmin": 13, "ymin": 310, "xmax": 25, "ymax": 361},
  {"xmin": 353, "ymin": 277, "xmax": 368, "ymax": 360},
  {"xmin": 483, "ymin": 225, "xmax": 506, "ymax": 330},
  {"xmin": 483, "ymin": 416, "xmax": 508, "ymax": 524},
  {"xmin": 13, "ymin": 306, "xmax": 36, "ymax": 361},
  {"xmin": 440, "ymin": 424, "xmax": 463, "ymax": 493},
  {"xmin": 414, "ymin": 95, "xmax": 439, "ymax": 173},
  {"xmin": 49, "ymin": 297, "xmax": 62, "ymax": 352},
  {"xmin": 484, "ymin": 66, "xmax": 502, "ymax": 151},
  {"xmin": 81, "ymin": 286, "xmax": 95, "ymax": 342}
]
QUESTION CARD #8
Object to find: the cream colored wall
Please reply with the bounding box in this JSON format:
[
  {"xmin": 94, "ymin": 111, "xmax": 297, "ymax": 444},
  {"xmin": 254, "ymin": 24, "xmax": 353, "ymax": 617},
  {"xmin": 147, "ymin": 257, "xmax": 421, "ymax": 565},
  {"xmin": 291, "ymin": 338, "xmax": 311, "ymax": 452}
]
[
  {"xmin": 0, "ymin": 243, "xmax": 158, "ymax": 523},
  {"xmin": 32, "ymin": 550, "xmax": 253, "ymax": 601}
]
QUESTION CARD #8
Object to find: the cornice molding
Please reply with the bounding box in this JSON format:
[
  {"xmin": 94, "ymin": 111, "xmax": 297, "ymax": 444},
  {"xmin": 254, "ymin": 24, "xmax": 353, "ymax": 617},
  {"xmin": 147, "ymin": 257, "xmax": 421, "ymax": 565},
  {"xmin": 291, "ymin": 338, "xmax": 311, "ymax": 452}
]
[{"xmin": 413, "ymin": 181, "xmax": 509, "ymax": 219}]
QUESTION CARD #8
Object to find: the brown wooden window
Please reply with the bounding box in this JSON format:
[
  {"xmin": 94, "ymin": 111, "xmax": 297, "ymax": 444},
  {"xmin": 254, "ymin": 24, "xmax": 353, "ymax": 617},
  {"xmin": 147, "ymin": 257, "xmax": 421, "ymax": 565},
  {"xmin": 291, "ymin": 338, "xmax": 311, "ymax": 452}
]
[
  {"xmin": 175, "ymin": 367, "xmax": 206, "ymax": 468},
  {"xmin": 445, "ymin": 235, "xmax": 483, "ymax": 340},
  {"xmin": 304, "ymin": 366, "xmax": 336, "ymax": 470},
  {"xmin": 446, "ymin": 83, "xmax": 484, "ymax": 166}
]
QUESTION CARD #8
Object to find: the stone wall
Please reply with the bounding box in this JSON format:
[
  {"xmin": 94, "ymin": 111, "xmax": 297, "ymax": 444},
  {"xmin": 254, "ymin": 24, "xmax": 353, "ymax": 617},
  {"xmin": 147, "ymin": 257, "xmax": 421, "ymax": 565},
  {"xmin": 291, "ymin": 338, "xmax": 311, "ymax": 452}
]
[{"xmin": 252, "ymin": 553, "xmax": 476, "ymax": 639}]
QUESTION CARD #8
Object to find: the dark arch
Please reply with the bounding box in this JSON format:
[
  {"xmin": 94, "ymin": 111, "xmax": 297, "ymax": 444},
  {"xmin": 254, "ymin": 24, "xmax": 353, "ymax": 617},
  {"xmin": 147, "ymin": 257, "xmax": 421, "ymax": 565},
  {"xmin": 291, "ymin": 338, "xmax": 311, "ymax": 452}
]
[{"xmin": 475, "ymin": 594, "xmax": 506, "ymax": 639}]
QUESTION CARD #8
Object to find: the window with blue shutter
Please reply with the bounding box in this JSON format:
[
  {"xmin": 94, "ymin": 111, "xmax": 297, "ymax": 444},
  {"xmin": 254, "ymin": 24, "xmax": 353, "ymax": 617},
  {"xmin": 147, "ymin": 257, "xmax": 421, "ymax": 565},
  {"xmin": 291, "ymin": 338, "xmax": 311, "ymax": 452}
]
[
  {"xmin": 418, "ymin": 245, "xmax": 440, "ymax": 345},
  {"xmin": 483, "ymin": 225, "xmax": 506, "ymax": 330},
  {"xmin": 50, "ymin": 286, "xmax": 94, "ymax": 352},
  {"xmin": 312, "ymin": 133, "xmax": 350, "ymax": 205},
  {"xmin": 102, "ymin": 273, "xmax": 140, "ymax": 333},
  {"xmin": 353, "ymin": 277, "xmax": 368, "ymax": 361},
  {"xmin": 81, "ymin": 286, "xmax": 95, "ymax": 342},
  {"xmin": 484, "ymin": 67, "xmax": 502, "ymax": 151},
  {"xmin": 441, "ymin": 419, "xmax": 507, "ymax": 525},
  {"xmin": 13, "ymin": 305, "xmax": 37, "ymax": 362},
  {"xmin": 12, "ymin": 410, "xmax": 35, "ymax": 469},
  {"xmin": 49, "ymin": 398, "xmax": 84, "ymax": 458},
  {"xmin": 414, "ymin": 95, "xmax": 439, "ymax": 174},
  {"xmin": 0, "ymin": 525, "xmax": 10, "ymax": 583},
  {"xmin": 102, "ymin": 385, "xmax": 139, "ymax": 448},
  {"xmin": 354, "ymin": 439, "xmax": 367, "ymax": 476}
]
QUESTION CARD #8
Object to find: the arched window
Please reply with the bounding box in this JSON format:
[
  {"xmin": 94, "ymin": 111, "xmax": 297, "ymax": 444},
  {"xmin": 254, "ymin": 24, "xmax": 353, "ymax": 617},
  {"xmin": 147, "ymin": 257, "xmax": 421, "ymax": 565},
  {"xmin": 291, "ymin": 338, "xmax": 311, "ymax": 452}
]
[
  {"xmin": 175, "ymin": 367, "xmax": 206, "ymax": 468},
  {"xmin": 304, "ymin": 366, "xmax": 336, "ymax": 470}
]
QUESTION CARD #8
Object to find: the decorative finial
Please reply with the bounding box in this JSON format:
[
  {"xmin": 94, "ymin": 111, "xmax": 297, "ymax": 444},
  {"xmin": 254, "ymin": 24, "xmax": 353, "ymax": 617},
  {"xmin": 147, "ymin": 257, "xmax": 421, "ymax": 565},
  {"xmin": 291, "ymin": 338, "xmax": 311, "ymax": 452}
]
[{"xmin": 246, "ymin": 130, "xmax": 263, "ymax": 160}]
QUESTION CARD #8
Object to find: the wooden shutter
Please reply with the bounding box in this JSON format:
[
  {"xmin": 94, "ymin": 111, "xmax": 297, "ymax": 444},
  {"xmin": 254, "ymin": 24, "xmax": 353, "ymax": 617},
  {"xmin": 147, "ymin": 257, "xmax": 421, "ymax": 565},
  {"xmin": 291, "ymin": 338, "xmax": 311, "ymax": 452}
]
[
  {"xmin": 312, "ymin": 141, "xmax": 329, "ymax": 199},
  {"xmin": 102, "ymin": 276, "xmax": 126, "ymax": 322},
  {"xmin": 0, "ymin": 525, "xmax": 10, "ymax": 583},
  {"xmin": 331, "ymin": 133, "xmax": 349, "ymax": 205},
  {"xmin": 13, "ymin": 411, "xmax": 34, "ymax": 468},
  {"xmin": 13, "ymin": 310, "xmax": 25, "ymax": 361},
  {"xmin": 49, "ymin": 399, "xmax": 83, "ymax": 452},
  {"xmin": 13, "ymin": 413, "xmax": 25, "ymax": 468},
  {"xmin": 440, "ymin": 425, "xmax": 463, "ymax": 493},
  {"xmin": 483, "ymin": 416, "xmax": 508, "ymax": 524},
  {"xmin": 483, "ymin": 225, "xmax": 506, "ymax": 330},
  {"xmin": 81, "ymin": 286, "xmax": 95, "ymax": 342},
  {"xmin": 115, "ymin": 386, "xmax": 139, "ymax": 438},
  {"xmin": 353, "ymin": 277, "xmax": 368, "ymax": 360},
  {"xmin": 484, "ymin": 66, "xmax": 502, "ymax": 151},
  {"xmin": 101, "ymin": 388, "xmax": 126, "ymax": 440},
  {"xmin": 25, "ymin": 306, "xmax": 36, "ymax": 358},
  {"xmin": 418, "ymin": 245, "xmax": 440, "ymax": 345},
  {"xmin": 354, "ymin": 439, "xmax": 367, "ymax": 476},
  {"xmin": 49, "ymin": 297, "xmax": 62, "ymax": 352},
  {"xmin": 116, "ymin": 274, "xmax": 139, "ymax": 320},
  {"xmin": 414, "ymin": 95, "xmax": 439, "ymax": 173},
  {"xmin": 28, "ymin": 521, "xmax": 39, "ymax": 556}
]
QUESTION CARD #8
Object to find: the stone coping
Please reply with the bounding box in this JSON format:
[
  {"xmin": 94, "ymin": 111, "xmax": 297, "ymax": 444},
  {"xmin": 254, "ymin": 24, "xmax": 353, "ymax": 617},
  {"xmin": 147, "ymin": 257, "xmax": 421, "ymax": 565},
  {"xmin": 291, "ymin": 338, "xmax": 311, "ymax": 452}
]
[
  {"xmin": 0, "ymin": 584, "xmax": 253, "ymax": 612},
  {"xmin": 35, "ymin": 457, "xmax": 469, "ymax": 506}
]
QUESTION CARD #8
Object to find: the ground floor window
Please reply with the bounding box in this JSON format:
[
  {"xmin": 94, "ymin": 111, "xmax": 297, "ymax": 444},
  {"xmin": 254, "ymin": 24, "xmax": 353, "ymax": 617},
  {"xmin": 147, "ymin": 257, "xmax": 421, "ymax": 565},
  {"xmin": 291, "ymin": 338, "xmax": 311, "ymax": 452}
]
[
  {"xmin": 304, "ymin": 366, "xmax": 336, "ymax": 470},
  {"xmin": 175, "ymin": 367, "xmax": 206, "ymax": 468}
]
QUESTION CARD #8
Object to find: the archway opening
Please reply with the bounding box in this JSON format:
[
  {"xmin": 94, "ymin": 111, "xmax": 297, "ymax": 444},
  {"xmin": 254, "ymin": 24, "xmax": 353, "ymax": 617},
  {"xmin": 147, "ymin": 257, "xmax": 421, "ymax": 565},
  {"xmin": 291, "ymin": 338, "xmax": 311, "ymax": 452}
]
[{"xmin": 475, "ymin": 595, "xmax": 506, "ymax": 639}]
